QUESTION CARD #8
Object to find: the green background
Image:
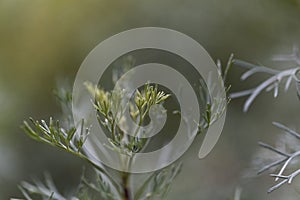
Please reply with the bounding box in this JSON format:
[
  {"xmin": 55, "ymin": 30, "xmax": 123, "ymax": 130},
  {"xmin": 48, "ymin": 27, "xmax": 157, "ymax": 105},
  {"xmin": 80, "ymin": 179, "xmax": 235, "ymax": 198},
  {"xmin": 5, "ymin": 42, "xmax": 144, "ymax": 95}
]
[{"xmin": 0, "ymin": 0, "xmax": 300, "ymax": 199}]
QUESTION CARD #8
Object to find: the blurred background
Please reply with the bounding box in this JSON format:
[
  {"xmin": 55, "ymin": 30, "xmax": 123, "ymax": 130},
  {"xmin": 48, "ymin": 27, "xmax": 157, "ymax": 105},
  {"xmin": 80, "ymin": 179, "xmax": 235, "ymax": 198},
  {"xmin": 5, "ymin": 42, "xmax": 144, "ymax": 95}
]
[{"xmin": 1, "ymin": 0, "xmax": 300, "ymax": 199}]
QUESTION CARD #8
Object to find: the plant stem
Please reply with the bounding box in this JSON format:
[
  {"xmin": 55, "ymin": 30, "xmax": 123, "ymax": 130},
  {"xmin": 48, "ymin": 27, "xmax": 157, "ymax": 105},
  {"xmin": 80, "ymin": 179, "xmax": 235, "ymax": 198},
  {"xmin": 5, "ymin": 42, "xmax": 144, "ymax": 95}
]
[{"xmin": 121, "ymin": 172, "xmax": 131, "ymax": 200}]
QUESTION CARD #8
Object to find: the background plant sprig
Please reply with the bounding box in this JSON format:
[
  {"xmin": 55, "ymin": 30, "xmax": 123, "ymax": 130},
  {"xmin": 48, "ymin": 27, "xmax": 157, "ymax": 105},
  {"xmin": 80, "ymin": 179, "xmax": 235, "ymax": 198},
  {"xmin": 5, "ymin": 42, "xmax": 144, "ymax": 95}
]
[
  {"xmin": 230, "ymin": 49, "xmax": 300, "ymax": 112},
  {"xmin": 231, "ymin": 47, "xmax": 300, "ymax": 193}
]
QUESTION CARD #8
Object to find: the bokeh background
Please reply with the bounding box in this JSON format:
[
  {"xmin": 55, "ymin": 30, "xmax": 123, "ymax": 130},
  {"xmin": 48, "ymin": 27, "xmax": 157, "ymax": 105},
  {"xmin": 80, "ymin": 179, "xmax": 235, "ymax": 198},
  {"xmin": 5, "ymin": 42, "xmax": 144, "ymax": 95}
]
[{"xmin": 1, "ymin": 0, "xmax": 300, "ymax": 199}]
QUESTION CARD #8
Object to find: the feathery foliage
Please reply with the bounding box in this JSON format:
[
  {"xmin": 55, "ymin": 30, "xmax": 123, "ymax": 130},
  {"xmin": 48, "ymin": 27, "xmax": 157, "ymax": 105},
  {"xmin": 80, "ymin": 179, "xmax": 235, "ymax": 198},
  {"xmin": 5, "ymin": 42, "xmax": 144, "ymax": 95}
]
[{"xmin": 232, "ymin": 47, "xmax": 300, "ymax": 193}]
